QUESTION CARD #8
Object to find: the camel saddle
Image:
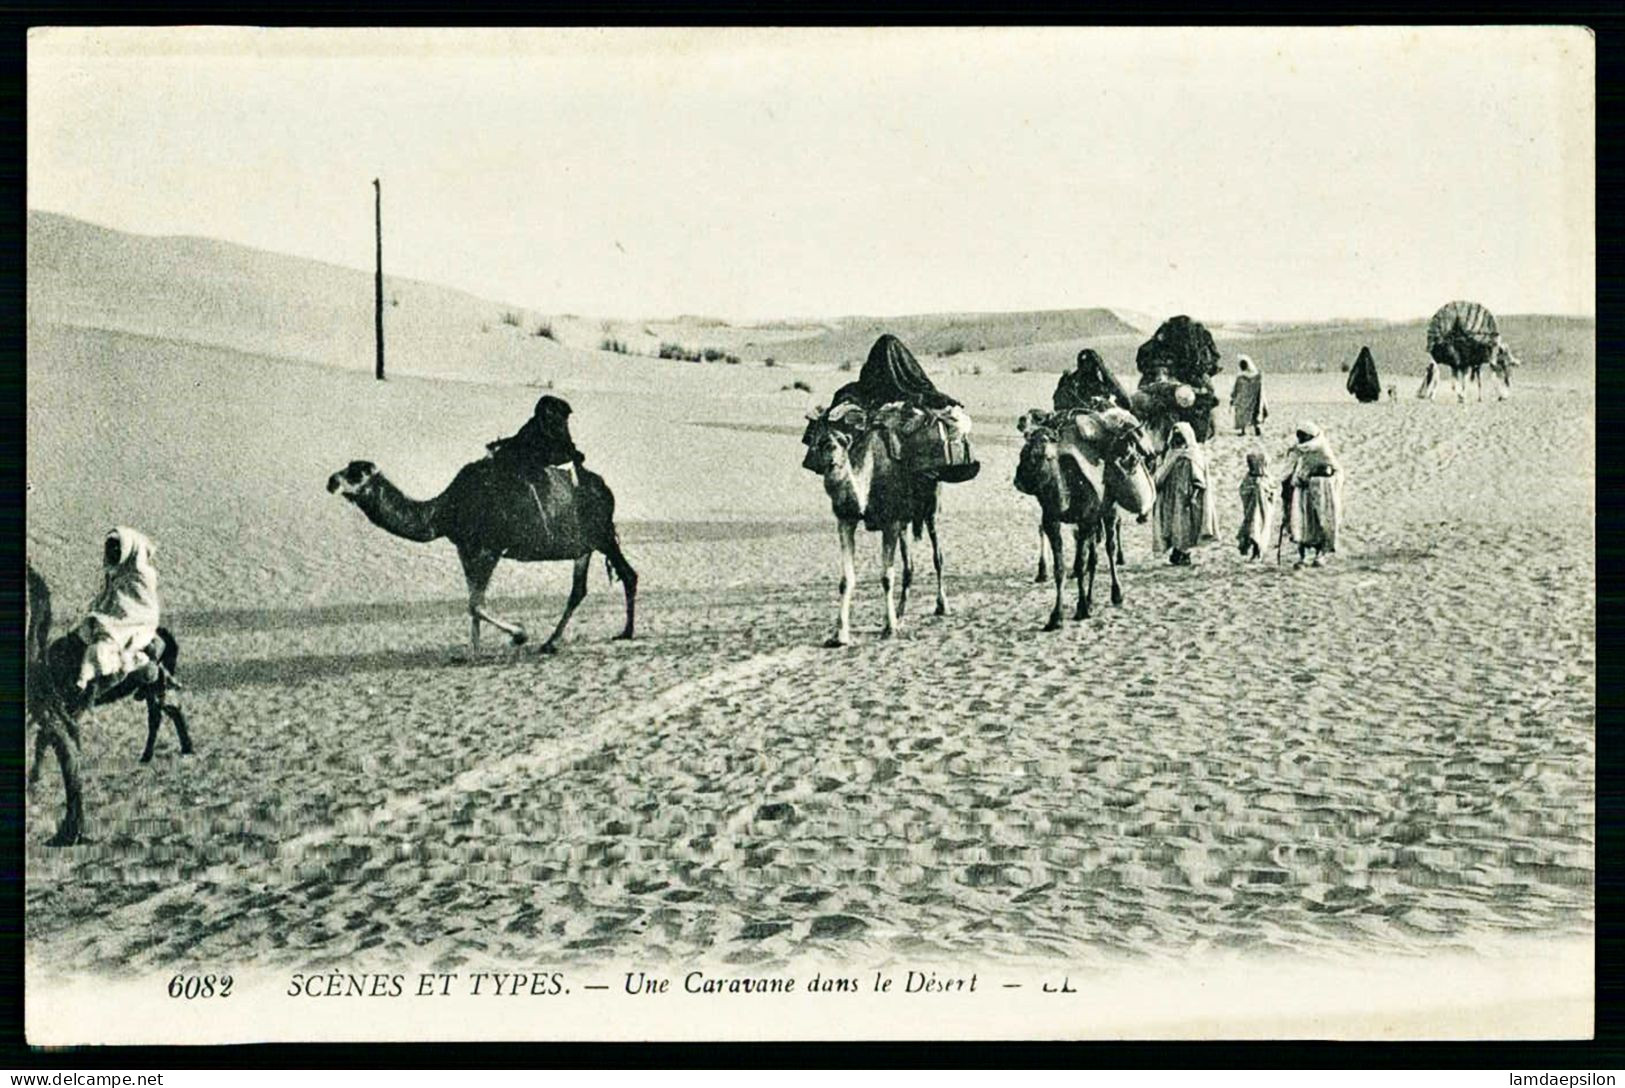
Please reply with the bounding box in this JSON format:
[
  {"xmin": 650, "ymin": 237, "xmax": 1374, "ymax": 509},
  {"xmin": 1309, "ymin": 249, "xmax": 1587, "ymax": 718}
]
[
  {"xmin": 1017, "ymin": 406, "xmax": 1140, "ymax": 500},
  {"xmin": 871, "ymin": 401, "xmax": 980, "ymax": 483}
]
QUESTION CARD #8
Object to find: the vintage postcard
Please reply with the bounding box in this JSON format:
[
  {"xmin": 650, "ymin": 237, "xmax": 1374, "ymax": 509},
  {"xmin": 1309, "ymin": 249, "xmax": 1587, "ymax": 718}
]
[{"xmin": 23, "ymin": 26, "xmax": 1595, "ymax": 1045}]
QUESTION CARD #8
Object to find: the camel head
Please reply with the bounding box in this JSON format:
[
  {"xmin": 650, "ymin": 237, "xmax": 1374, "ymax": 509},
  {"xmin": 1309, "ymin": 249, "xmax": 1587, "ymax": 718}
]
[
  {"xmin": 327, "ymin": 460, "xmax": 382, "ymax": 503},
  {"xmin": 803, "ymin": 404, "xmax": 870, "ymax": 477},
  {"xmin": 1015, "ymin": 415, "xmax": 1066, "ymax": 501},
  {"xmin": 1492, "ymin": 340, "xmax": 1520, "ymax": 386}
]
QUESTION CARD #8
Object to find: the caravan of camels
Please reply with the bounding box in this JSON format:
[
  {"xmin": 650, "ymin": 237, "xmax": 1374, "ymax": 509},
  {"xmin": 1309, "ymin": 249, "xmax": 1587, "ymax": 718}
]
[{"xmin": 25, "ymin": 305, "xmax": 1524, "ymax": 848}]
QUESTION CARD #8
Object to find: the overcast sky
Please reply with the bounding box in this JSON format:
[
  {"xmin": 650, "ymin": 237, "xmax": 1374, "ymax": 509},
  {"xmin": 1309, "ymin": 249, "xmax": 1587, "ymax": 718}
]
[{"xmin": 28, "ymin": 27, "xmax": 1595, "ymax": 322}]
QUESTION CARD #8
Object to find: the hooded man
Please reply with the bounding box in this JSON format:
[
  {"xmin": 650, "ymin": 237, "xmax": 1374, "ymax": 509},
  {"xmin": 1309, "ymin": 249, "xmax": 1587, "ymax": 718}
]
[
  {"xmin": 1281, "ymin": 421, "xmax": 1344, "ymax": 567},
  {"xmin": 76, "ymin": 527, "xmax": 162, "ymax": 690},
  {"xmin": 1229, "ymin": 355, "xmax": 1268, "ymax": 435},
  {"xmin": 1150, "ymin": 421, "xmax": 1218, "ymax": 565}
]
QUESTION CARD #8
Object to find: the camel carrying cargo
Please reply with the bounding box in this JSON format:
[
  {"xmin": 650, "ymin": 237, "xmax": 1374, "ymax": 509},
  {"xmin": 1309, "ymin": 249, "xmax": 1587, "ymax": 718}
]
[
  {"xmin": 802, "ymin": 401, "xmax": 979, "ymax": 483},
  {"xmin": 1131, "ymin": 315, "xmax": 1223, "ymax": 444},
  {"xmin": 1013, "ymin": 405, "xmax": 1156, "ymax": 629},
  {"xmin": 807, "ymin": 333, "xmax": 980, "ymax": 483},
  {"xmin": 1426, "ymin": 300, "xmax": 1519, "ymax": 402}
]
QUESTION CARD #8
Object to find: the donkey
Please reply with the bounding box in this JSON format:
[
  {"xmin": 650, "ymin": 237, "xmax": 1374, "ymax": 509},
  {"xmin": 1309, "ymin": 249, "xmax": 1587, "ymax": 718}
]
[{"xmin": 26, "ymin": 562, "xmax": 192, "ymax": 846}]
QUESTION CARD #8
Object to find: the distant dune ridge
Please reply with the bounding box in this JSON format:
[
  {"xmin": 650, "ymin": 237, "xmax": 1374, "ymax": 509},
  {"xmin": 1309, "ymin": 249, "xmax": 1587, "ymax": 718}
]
[{"xmin": 36, "ymin": 209, "xmax": 1590, "ymax": 385}]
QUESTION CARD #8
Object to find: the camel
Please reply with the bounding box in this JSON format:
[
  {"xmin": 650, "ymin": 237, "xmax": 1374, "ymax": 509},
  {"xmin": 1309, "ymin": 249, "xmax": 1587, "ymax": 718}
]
[
  {"xmin": 25, "ymin": 562, "xmax": 192, "ymax": 846},
  {"xmin": 802, "ymin": 404, "xmax": 946, "ymax": 647},
  {"xmin": 326, "ymin": 457, "xmax": 636, "ymax": 652},
  {"xmin": 1431, "ymin": 337, "xmax": 1518, "ymax": 402},
  {"xmin": 1016, "ymin": 410, "xmax": 1156, "ymax": 631}
]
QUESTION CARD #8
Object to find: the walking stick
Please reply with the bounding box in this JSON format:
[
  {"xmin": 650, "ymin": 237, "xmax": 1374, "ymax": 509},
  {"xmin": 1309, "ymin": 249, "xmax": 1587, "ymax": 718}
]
[{"xmin": 1276, "ymin": 480, "xmax": 1291, "ymax": 565}]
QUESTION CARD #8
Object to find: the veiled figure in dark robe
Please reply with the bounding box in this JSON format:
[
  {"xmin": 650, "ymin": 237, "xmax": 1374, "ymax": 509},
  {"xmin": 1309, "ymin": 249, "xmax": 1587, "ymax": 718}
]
[
  {"xmin": 833, "ymin": 334, "xmax": 961, "ymax": 411},
  {"xmin": 1347, "ymin": 346, "xmax": 1382, "ymax": 403},
  {"xmin": 488, "ymin": 394, "xmax": 586, "ymax": 474},
  {"xmin": 1053, "ymin": 348, "xmax": 1134, "ymax": 412}
]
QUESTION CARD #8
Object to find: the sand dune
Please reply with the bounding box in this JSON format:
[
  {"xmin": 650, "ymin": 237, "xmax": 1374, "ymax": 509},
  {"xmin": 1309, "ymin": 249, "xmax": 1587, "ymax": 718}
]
[{"xmin": 24, "ymin": 214, "xmax": 1594, "ymax": 980}]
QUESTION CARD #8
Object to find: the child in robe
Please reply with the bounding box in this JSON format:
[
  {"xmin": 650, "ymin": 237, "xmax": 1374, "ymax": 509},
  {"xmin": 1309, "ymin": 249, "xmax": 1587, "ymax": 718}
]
[{"xmin": 1236, "ymin": 451, "xmax": 1274, "ymax": 561}]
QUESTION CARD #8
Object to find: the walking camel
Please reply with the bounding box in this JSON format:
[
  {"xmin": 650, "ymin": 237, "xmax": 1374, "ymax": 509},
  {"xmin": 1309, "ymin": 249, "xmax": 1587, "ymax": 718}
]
[
  {"xmin": 802, "ymin": 403, "xmax": 947, "ymax": 647},
  {"xmin": 1427, "ymin": 300, "xmax": 1519, "ymax": 403},
  {"xmin": 25, "ymin": 562, "xmax": 192, "ymax": 846},
  {"xmin": 326, "ymin": 457, "xmax": 637, "ymax": 652},
  {"xmin": 1016, "ymin": 409, "xmax": 1157, "ymax": 631}
]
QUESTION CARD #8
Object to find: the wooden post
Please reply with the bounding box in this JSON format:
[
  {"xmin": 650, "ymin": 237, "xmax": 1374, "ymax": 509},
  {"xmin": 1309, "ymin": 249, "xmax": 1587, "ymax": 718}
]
[{"xmin": 373, "ymin": 178, "xmax": 385, "ymax": 381}]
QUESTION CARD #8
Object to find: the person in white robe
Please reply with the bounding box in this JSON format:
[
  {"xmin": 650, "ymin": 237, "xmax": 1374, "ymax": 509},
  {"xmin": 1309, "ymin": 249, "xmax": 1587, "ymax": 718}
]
[
  {"xmin": 1150, "ymin": 422, "xmax": 1217, "ymax": 566},
  {"xmin": 75, "ymin": 527, "xmax": 162, "ymax": 690},
  {"xmin": 1281, "ymin": 423, "xmax": 1344, "ymax": 568}
]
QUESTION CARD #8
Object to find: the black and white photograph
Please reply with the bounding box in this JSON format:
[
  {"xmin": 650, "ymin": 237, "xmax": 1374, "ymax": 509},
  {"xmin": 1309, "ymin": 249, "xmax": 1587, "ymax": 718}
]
[{"xmin": 22, "ymin": 26, "xmax": 1596, "ymax": 1043}]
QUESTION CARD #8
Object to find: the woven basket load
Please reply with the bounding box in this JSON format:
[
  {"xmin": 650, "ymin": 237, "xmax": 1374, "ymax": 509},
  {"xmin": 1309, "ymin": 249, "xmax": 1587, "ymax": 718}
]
[{"xmin": 1427, "ymin": 300, "xmax": 1499, "ymax": 352}]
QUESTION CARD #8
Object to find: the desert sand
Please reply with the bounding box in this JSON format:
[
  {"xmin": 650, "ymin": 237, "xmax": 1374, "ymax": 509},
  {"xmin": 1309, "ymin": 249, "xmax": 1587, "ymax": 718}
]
[{"xmin": 25, "ymin": 215, "xmax": 1594, "ymax": 980}]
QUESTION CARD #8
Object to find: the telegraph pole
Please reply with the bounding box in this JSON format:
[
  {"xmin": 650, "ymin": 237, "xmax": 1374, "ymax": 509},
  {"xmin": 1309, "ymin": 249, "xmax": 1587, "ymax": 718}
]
[{"xmin": 373, "ymin": 178, "xmax": 385, "ymax": 381}]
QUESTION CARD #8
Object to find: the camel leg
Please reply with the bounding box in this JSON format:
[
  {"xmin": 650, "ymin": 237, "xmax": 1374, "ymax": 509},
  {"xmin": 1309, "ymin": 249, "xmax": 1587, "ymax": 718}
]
[
  {"xmin": 1105, "ymin": 513, "xmax": 1124, "ymax": 607},
  {"xmin": 926, "ymin": 516, "xmax": 947, "ymax": 617},
  {"xmin": 896, "ymin": 532, "xmax": 912, "ymax": 619},
  {"xmin": 540, "ymin": 554, "xmax": 592, "ymax": 655},
  {"xmin": 459, "ymin": 546, "xmax": 526, "ymax": 649},
  {"xmin": 43, "ymin": 717, "xmax": 83, "ymax": 847},
  {"xmin": 141, "ymin": 692, "xmax": 161, "ymax": 763},
  {"xmin": 1075, "ymin": 525, "xmax": 1097, "ymax": 621},
  {"xmin": 602, "ymin": 533, "xmax": 638, "ymax": 640},
  {"xmin": 1035, "ymin": 527, "xmax": 1049, "ymax": 583},
  {"xmin": 29, "ymin": 720, "xmax": 49, "ymax": 788},
  {"xmin": 880, "ymin": 524, "xmax": 902, "ymax": 639},
  {"xmin": 1042, "ymin": 520, "xmax": 1066, "ymax": 632},
  {"xmin": 827, "ymin": 520, "xmax": 858, "ymax": 648}
]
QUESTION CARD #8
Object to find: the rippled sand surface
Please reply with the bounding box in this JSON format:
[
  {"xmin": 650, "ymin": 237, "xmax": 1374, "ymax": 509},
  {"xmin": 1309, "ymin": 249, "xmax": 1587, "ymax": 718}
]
[{"xmin": 26, "ymin": 323, "xmax": 1593, "ymax": 977}]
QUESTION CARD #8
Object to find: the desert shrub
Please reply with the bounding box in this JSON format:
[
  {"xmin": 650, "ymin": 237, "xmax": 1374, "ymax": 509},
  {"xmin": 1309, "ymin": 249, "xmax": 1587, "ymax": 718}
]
[
  {"xmin": 500, "ymin": 311, "xmax": 522, "ymax": 328},
  {"xmin": 764, "ymin": 357, "xmax": 777, "ymax": 368},
  {"xmin": 535, "ymin": 322, "xmax": 555, "ymax": 341},
  {"xmin": 791, "ymin": 379, "xmax": 813, "ymax": 392},
  {"xmin": 942, "ymin": 340, "xmax": 967, "ymax": 357},
  {"xmin": 658, "ymin": 342, "xmax": 702, "ymax": 362},
  {"xmin": 390, "ymin": 295, "xmax": 400, "ymax": 308},
  {"xmin": 702, "ymin": 348, "xmax": 725, "ymax": 362},
  {"xmin": 972, "ymin": 364, "xmax": 984, "ymax": 376},
  {"xmin": 838, "ymin": 359, "xmax": 855, "ymax": 371},
  {"xmin": 724, "ymin": 354, "xmax": 741, "ymax": 365},
  {"xmin": 1010, "ymin": 365, "xmax": 1029, "ymax": 374},
  {"xmin": 1338, "ymin": 361, "xmax": 1351, "ymax": 372},
  {"xmin": 600, "ymin": 338, "xmax": 630, "ymax": 354}
]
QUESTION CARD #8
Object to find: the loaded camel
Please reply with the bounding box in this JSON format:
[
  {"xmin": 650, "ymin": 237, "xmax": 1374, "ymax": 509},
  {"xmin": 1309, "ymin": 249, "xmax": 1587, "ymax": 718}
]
[
  {"xmin": 1016, "ymin": 408, "xmax": 1157, "ymax": 631},
  {"xmin": 326, "ymin": 456, "xmax": 636, "ymax": 652},
  {"xmin": 1431, "ymin": 336, "xmax": 1519, "ymax": 403},
  {"xmin": 1427, "ymin": 300, "xmax": 1519, "ymax": 403},
  {"xmin": 802, "ymin": 403, "xmax": 947, "ymax": 647},
  {"xmin": 25, "ymin": 562, "xmax": 192, "ymax": 846}
]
